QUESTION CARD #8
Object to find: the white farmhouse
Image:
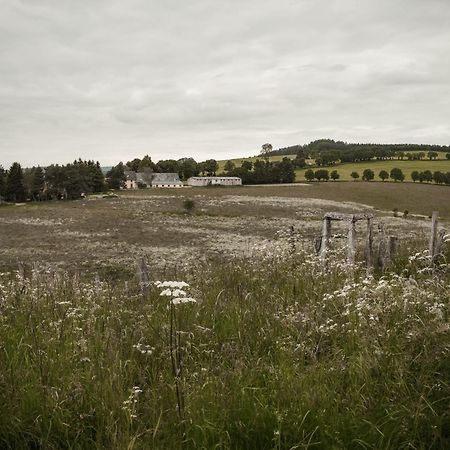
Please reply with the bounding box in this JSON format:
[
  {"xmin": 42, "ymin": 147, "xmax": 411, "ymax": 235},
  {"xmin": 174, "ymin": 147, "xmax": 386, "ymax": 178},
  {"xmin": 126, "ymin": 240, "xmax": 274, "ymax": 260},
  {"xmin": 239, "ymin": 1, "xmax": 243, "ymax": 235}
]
[{"xmin": 187, "ymin": 176, "xmax": 242, "ymax": 187}]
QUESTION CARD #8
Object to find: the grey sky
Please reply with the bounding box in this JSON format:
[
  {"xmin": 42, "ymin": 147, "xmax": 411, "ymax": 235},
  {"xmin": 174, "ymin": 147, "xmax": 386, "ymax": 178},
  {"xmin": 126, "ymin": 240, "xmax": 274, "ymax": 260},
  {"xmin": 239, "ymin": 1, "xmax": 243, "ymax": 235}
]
[{"xmin": 1, "ymin": 0, "xmax": 450, "ymax": 167}]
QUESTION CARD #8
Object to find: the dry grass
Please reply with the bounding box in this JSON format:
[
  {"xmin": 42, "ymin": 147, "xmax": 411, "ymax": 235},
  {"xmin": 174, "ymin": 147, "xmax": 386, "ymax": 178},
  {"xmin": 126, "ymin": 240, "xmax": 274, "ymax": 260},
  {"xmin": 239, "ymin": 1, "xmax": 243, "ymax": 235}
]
[{"xmin": 0, "ymin": 183, "xmax": 448, "ymax": 275}]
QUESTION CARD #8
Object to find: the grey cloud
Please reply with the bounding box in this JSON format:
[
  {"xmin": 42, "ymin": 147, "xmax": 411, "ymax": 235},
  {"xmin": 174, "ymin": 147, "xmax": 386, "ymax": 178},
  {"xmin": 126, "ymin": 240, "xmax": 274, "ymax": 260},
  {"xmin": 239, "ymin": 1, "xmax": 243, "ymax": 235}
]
[{"xmin": 1, "ymin": 0, "xmax": 450, "ymax": 167}]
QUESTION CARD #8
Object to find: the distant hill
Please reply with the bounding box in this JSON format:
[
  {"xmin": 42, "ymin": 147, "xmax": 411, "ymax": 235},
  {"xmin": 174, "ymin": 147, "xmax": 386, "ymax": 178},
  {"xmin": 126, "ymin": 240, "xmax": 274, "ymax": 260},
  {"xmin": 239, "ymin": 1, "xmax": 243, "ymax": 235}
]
[{"xmin": 264, "ymin": 139, "xmax": 450, "ymax": 157}]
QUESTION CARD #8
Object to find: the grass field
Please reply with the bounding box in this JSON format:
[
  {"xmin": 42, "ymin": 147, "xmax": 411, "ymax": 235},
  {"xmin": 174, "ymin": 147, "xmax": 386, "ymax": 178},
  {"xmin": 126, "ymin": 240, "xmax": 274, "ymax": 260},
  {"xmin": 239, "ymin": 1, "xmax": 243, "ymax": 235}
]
[
  {"xmin": 0, "ymin": 183, "xmax": 449, "ymax": 275},
  {"xmin": 217, "ymin": 154, "xmax": 296, "ymax": 172},
  {"xmin": 296, "ymin": 159, "xmax": 450, "ymax": 182},
  {"xmin": 0, "ymin": 183, "xmax": 449, "ymax": 448}
]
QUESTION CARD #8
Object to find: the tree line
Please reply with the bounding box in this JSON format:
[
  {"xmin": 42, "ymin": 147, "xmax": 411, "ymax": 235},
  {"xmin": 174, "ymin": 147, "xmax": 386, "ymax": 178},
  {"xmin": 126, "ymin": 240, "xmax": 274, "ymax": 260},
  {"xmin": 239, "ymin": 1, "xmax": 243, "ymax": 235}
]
[
  {"xmin": 0, "ymin": 160, "xmax": 105, "ymax": 202},
  {"xmin": 265, "ymin": 139, "xmax": 450, "ymax": 165},
  {"xmin": 222, "ymin": 157, "xmax": 295, "ymax": 184},
  {"xmin": 303, "ymin": 167, "xmax": 450, "ymax": 184}
]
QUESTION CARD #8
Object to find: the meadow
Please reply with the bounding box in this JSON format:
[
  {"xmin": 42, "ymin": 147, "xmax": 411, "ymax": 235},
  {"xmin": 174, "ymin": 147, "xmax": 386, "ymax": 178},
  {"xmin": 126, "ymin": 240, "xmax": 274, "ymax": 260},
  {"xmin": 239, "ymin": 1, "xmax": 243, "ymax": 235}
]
[
  {"xmin": 295, "ymin": 159, "xmax": 450, "ymax": 182},
  {"xmin": 0, "ymin": 185, "xmax": 449, "ymax": 449}
]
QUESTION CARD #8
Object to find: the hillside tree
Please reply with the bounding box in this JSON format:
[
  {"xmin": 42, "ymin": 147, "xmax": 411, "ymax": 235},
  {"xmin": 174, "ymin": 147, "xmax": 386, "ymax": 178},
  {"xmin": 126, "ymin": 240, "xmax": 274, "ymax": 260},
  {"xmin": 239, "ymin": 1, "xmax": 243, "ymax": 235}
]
[
  {"xmin": 304, "ymin": 169, "xmax": 315, "ymax": 182},
  {"xmin": 390, "ymin": 168, "xmax": 405, "ymax": 182},
  {"xmin": 330, "ymin": 170, "xmax": 340, "ymax": 181},
  {"xmin": 362, "ymin": 169, "xmax": 374, "ymax": 181},
  {"xmin": 379, "ymin": 170, "xmax": 389, "ymax": 181}
]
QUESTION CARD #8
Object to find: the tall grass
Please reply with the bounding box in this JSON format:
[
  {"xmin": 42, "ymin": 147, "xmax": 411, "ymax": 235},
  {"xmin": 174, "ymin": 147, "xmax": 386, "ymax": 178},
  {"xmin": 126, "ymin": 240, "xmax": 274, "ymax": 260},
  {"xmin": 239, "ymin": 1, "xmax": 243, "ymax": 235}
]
[{"xmin": 0, "ymin": 248, "xmax": 448, "ymax": 449}]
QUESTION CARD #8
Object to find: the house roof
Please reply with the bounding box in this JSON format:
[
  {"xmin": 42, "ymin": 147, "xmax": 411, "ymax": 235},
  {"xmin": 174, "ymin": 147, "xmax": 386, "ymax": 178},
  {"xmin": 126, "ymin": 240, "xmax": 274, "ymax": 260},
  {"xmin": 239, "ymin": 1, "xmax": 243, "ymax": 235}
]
[
  {"xmin": 124, "ymin": 171, "xmax": 137, "ymax": 181},
  {"xmin": 188, "ymin": 177, "xmax": 241, "ymax": 181},
  {"xmin": 151, "ymin": 173, "xmax": 182, "ymax": 184}
]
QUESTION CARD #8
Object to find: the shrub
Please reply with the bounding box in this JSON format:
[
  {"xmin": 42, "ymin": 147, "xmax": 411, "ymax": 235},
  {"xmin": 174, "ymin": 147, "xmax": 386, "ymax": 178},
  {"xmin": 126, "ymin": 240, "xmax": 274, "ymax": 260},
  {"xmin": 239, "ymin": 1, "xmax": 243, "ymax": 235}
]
[{"xmin": 182, "ymin": 199, "xmax": 195, "ymax": 213}]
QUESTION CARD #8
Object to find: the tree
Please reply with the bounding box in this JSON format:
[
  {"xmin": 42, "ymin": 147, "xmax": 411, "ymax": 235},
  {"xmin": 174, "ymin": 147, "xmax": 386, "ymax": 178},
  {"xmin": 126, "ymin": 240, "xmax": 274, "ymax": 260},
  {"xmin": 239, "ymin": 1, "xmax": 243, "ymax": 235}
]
[
  {"xmin": 427, "ymin": 151, "xmax": 438, "ymax": 160},
  {"xmin": 106, "ymin": 163, "xmax": 126, "ymax": 190},
  {"xmin": 277, "ymin": 158, "xmax": 295, "ymax": 183},
  {"xmin": 422, "ymin": 170, "xmax": 433, "ymax": 183},
  {"xmin": 260, "ymin": 143, "xmax": 273, "ymax": 159},
  {"xmin": 350, "ymin": 171, "xmax": 360, "ymax": 181},
  {"xmin": 224, "ymin": 160, "xmax": 235, "ymax": 173},
  {"xmin": 390, "ymin": 167, "xmax": 405, "ymax": 182},
  {"xmin": 304, "ymin": 169, "xmax": 315, "ymax": 181},
  {"xmin": 446, "ymin": 153, "xmax": 450, "ymax": 160},
  {"xmin": 411, "ymin": 171, "xmax": 420, "ymax": 182},
  {"xmin": 138, "ymin": 155, "xmax": 156, "ymax": 171},
  {"xmin": 156, "ymin": 159, "xmax": 179, "ymax": 173},
  {"xmin": 30, "ymin": 166, "xmax": 45, "ymax": 200},
  {"xmin": 314, "ymin": 169, "xmax": 329, "ymax": 181},
  {"xmin": 330, "ymin": 170, "xmax": 340, "ymax": 181},
  {"xmin": 379, "ymin": 170, "xmax": 389, "ymax": 181},
  {"xmin": 202, "ymin": 159, "xmax": 218, "ymax": 176},
  {"xmin": 362, "ymin": 169, "xmax": 374, "ymax": 181},
  {"xmin": 6, "ymin": 162, "xmax": 26, "ymax": 202},
  {"xmin": 0, "ymin": 166, "xmax": 6, "ymax": 201},
  {"xmin": 178, "ymin": 158, "xmax": 199, "ymax": 180},
  {"xmin": 433, "ymin": 171, "xmax": 445, "ymax": 184}
]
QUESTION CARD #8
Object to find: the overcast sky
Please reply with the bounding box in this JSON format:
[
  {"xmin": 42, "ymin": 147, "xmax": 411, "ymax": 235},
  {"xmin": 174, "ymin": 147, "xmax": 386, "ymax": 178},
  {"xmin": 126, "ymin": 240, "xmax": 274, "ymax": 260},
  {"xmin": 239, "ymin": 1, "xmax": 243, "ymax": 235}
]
[{"xmin": 1, "ymin": 0, "xmax": 450, "ymax": 167}]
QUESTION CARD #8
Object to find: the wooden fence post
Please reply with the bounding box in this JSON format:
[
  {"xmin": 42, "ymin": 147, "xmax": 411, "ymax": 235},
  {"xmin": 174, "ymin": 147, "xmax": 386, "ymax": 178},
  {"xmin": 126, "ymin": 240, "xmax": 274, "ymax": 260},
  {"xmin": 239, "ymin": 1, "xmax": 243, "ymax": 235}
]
[
  {"xmin": 136, "ymin": 257, "xmax": 150, "ymax": 296},
  {"xmin": 378, "ymin": 223, "xmax": 386, "ymax": 272},
  {"xmin": 347, "ymin": 217, "xmax": 356, "ymax": 266},
  {"xmin": 365, "ymin": 218, "xmax": 374, "ymax": 275},
  {"xmin": 319, "ymin": 217, "xmax": 331, "ymax": 266},
  {"xmin": 429, "ymin": 211, "xmax": 439, "ymax": 261}
]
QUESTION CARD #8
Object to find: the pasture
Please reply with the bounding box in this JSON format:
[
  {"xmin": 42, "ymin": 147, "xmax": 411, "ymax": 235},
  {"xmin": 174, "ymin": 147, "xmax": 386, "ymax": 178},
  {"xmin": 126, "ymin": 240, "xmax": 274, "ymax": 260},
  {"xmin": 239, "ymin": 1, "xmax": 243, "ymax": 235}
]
[
  {"xmin": 0, "ymin": 183, "xmax": 449, "ymax": 275},
  {"xmin": 296, "ymin": 158, "xmax": 450, "ymax": 182},
  {"xmin": 0, "ymin": 184, "xmax": 449, "ymax": 449}
]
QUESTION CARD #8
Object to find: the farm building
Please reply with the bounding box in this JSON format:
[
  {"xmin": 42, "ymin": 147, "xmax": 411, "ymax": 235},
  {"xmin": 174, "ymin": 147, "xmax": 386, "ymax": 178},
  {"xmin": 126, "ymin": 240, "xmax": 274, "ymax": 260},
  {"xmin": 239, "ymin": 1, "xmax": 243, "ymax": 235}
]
[
  {"xmin": 187, "ymin": 176, "xmax": 242, "ymax": 187},
  {"xmin": 124, "ymin": 171, "xmax": 183, "ymax": 188},
  {"xmin": 151, "ymin": 173, "xmax": 183, "ymax": 188}
]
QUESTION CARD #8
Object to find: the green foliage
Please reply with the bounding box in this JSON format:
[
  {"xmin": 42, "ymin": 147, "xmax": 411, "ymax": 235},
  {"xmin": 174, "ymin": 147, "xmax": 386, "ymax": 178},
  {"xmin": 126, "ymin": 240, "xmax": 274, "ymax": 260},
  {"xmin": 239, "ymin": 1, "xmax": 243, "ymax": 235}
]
[
  {"xmin": 106, "ymin": 163, "xmax": 126, "ymax": 190},
  {"xmin": 224, "ymin": 160, "xmax": 235, "ymax": 173},
  {"xmin": 182, "ymin": 198, "xmax": 195, "ymax": 212},
  {"xmin": 6, "ymin": 162, "xmax": 26, "ymax": 202},
  {"xmin": 0, "ymin": 165, "xmax": 7, "ymax": 200},
  {"xmin": 390, "ymin": 167, "xmax": 405, "ymax": 182},
  {"xmin": 330, "ymin": 170, "xmax": 340, "ymax": 180},
  {"xmin": 350, "ymin": 171, "xmax": 359, "ymax": 180},
  {"xmin": 314, "ymin": 169, "xmax": 329, "ymax": 181},
  {"xmin": 362, "ymin": 168, "xmax": 374, "ymax": 181},
  {"xmin": 304, "ymin": 169, "xmax": 315, "ymax": 181},
  {"xmin": 379, "ymin": 170, "xmax": 389, "ymax": 181}
]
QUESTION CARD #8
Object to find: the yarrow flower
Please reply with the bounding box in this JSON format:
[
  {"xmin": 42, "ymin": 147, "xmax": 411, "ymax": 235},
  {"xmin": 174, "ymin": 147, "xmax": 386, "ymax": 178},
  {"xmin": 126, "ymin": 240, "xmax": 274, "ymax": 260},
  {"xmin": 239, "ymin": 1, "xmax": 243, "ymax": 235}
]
[
  {"xmin": 171, "ymin": 297, "xmax": 197, "ymax": 306},
  {"xmin": 154, "ymin": 280, "xmax": 197, "ymax": 306}
]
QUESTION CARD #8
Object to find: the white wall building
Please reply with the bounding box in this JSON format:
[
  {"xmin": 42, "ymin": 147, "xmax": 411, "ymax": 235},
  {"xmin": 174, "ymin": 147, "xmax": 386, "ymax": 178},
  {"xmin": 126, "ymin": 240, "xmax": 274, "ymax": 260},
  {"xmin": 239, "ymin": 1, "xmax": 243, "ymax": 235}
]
[{"xmin": 187, "ymin": 177, "xmax": 242, "ymax": 187}]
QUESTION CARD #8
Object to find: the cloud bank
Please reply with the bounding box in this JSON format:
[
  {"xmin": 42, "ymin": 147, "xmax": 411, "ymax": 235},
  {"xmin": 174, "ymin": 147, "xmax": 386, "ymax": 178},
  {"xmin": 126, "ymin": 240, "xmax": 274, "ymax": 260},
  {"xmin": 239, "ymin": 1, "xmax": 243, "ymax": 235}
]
[{"xmin": 1, "ymin": 0, "xmax": 450, "ymax": 166}]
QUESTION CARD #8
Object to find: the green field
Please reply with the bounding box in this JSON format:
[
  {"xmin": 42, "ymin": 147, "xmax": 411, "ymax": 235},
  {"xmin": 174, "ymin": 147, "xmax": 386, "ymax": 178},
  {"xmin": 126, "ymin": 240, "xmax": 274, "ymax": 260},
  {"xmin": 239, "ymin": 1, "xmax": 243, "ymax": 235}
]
[
  {"xmin": 217, "ymin": 154, "xmax": 296, "ymax": 172},
  {"xmin": 296, "ymin": 159, "xmax": 450, "ymax": 182},
  {"xmin": 217, "ymin": 153, "xmax": 450, "ymax": 181}
]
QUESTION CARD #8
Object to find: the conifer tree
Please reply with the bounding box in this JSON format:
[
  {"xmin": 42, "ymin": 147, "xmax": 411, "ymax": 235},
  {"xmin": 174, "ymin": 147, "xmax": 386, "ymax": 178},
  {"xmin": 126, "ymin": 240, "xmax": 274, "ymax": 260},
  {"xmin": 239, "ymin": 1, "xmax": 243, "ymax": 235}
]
[{"xmin": 6, "ymin": 162, "xmax": 26, "ymax": 202}]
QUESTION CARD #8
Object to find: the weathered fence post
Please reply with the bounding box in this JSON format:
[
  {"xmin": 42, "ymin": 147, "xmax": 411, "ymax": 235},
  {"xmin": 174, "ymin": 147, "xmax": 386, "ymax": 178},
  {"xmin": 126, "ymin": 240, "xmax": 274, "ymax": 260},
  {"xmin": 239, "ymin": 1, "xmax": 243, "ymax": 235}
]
[
  {"xmin": 347, "ymin": 216, "xmax": 356, "ymax": 266},
  {"xmin": 365, "ymin": 218, "xmax": 374, "ymax": 275},
  {"xmin": 429, "ymin": 211, "xmax": 439, "ymax": 261},
  {"xmin": 319, "ymin": 217, "xmax": 331, "ymax": 266},
  {"xmin": 136, "ymin": 257, "xmax": 150, "ymax": 296},
  {"xmin": 387, "ymin": 236, "xmax": 398, "ymax": 266},
  {"xmin": 378, "ymin": 223, "xmax": 386, "ymax": 272}
]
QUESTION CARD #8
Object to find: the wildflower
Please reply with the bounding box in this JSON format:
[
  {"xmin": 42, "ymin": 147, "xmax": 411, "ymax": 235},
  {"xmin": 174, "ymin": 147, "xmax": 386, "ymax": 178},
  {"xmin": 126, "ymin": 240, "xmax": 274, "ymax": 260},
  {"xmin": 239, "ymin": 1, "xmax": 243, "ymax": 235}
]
[{"xmin": 171, "ymin": 297, "xmax": 197, "ymax": 306}]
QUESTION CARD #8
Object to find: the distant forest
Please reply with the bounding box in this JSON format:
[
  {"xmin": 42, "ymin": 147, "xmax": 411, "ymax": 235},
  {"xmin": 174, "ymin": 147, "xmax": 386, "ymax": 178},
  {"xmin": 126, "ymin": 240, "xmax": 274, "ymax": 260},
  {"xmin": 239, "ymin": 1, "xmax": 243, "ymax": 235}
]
[{"xmin": 266, "ymin": 139, "xmax": 450, "ymax": 163}]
